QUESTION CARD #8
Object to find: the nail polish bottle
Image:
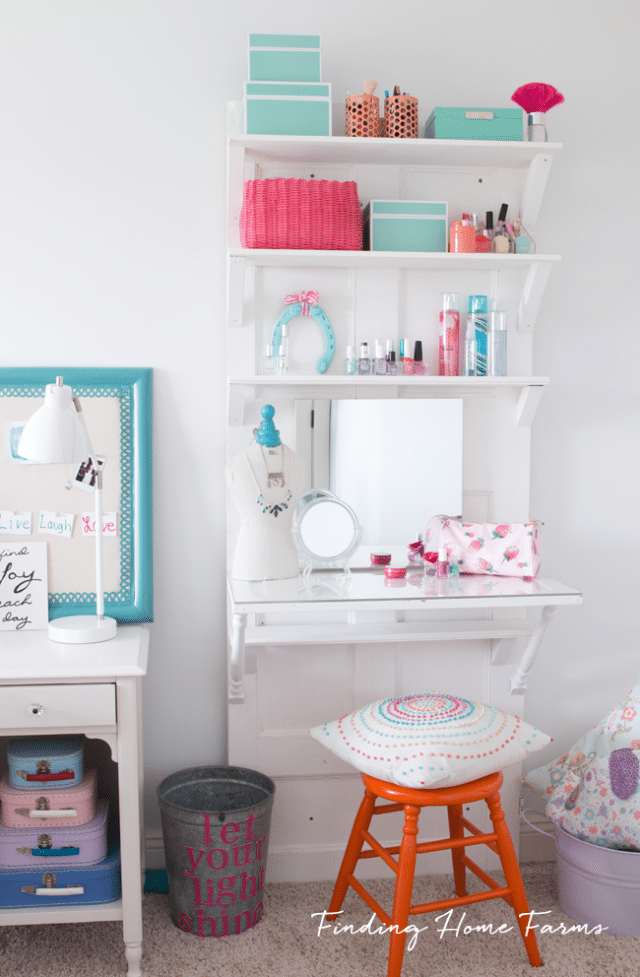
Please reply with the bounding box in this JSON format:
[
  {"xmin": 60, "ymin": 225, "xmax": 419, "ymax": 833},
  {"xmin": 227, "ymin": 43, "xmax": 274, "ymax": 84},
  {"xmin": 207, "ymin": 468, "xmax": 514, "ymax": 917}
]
[
  {"xmin": 492, "ymin": 203, "xmax": 512, "ymax": 253},
  {"xmin": 374, "ymin": 340, "xmax": 386, "ymax": 375},
  {"xmin": 262, "ymin": 343, "xmax": 277, "ymax": 375},
  {"xmin": 436, "ymin": 541, "xmax": 450, "ymax": 578},
  {"xmin": 487, "ymin": 310, "xmax": 508, "ymax": 376},
  {"xmin": 344, "ymin": 345, "xmax": 357, "ymax": 375},
  {"xmin": 386, "ymin": 350, "xmax": 398, "ymax": 375},
  {"xmin": 468, "ymin": 295, "xmax": 488, "ymax": 376},
  {"xmin": 483, "ymin": 211, "xmax": 494, "ymax": 248},
  {"xmin": 412, "ymin": 340, "xmax": 427, "ymax": 375},
  {"xmin": 400, "ymin": 338, "xmax": 414, "ymax": 375},
  {"xmin": 358, "ymin": 342, "xmax": 371, "ymax": 375},
  {"xmin": 439, "ymin": 292, "xmax": 460, "ymax": 377}
]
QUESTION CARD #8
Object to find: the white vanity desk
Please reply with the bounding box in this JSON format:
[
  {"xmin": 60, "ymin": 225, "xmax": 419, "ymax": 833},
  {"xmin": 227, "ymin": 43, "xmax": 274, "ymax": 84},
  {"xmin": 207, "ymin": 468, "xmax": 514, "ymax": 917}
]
[
  {"xmin": 228, "ymin": 567, "xmax": 580, "ymax": 880},
  {"xmin": 229, "ymin": 568, "xmax": 582, "ymax": 702}
]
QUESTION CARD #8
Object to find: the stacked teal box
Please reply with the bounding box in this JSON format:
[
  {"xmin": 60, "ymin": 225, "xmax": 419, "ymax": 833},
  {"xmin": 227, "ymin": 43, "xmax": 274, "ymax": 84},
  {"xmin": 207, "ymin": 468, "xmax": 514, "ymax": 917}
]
[
  {"xmin": 363, "ymin": 201, "xmax": 448, "ymax": 252},
  {"xmin": 244, "ymin": 33, "xmax": 331, "ymax": 136},
  {"xmin": 425, "ymin": 107, "xmax": 524, "ymax": 141}
]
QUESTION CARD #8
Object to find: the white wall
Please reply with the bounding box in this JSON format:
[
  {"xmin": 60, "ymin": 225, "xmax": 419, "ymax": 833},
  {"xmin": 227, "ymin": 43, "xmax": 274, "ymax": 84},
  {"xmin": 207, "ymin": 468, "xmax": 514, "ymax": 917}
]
[{"xmin": 1, "ymin": 0, "xmax": 638, "ymax": 849}]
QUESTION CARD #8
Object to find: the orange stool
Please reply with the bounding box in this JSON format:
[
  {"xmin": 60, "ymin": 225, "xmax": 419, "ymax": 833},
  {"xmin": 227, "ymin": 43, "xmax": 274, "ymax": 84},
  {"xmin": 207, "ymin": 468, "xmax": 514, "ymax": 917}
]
[{"xmin": 328, "ymin": 770, "xmax": 542, "ymax": 977}]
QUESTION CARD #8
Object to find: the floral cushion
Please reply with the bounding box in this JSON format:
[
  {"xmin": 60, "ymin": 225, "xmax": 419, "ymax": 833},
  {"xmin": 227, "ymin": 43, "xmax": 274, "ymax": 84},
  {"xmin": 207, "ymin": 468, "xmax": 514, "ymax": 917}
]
[
  {"xmin": 310, "ymin": 692, "xmax": 550, "ymax": 789},
  {"xmin": 523, "ymin": 678, "xmax": 640, "ymax": 850}
]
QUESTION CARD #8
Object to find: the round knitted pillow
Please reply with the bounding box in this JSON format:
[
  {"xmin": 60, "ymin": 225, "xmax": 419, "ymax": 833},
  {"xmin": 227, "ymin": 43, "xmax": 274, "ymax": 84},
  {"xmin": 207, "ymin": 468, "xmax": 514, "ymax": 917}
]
[{"xmin": 310, "ymin": 691, "xmax": 550, "ymax": 789}]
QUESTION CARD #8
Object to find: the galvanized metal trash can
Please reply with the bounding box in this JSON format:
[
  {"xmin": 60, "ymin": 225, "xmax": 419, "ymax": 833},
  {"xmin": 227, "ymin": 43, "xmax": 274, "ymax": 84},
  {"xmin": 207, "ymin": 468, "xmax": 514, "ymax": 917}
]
[{"xmin": 157, "ymin": 766, "xmax": 275, "ymax": 938}]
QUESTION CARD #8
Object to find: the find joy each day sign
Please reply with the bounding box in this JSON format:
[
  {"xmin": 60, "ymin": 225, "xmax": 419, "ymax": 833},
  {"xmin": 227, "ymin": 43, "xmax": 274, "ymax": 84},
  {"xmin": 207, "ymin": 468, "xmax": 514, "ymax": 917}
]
[{"xmin": 0, "ymin": 542, "xmax": 49, "ymax": 631}]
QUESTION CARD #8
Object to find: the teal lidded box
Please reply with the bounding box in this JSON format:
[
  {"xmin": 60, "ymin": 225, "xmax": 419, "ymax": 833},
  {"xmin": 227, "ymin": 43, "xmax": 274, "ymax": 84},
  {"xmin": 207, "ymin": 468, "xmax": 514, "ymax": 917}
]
[
  {"xmin": 248, "ymin": 33, "xmax": 322, "ymax": 83},
  {"xmin": 425, "ymin": 107, "xmax": 524, "ymax": 141},
  {"xmin": 363, "ymin": 201, "xmax": 448, "ymax": 252},
  {"xmin": 244, "ymin": 82, "xmax": 331, "ymax": 136}
]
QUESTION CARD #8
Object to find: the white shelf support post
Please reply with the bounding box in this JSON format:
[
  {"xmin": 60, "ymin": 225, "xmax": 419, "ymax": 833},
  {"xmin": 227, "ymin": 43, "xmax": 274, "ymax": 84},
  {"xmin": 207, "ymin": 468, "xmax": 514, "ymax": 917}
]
[
  {"xmin": 227, "ymin": 255, "xmax": 245, "ymax": 329},
  {"xmin": 516, "ymin": 384, "xmax": 546, "ymax": 427},
  {"xmin": 229, "ymin": 612, "xmax": 247, "ymax": 702},
  {"xmin": 521, "ymin": 152, "xmax": 555, "ymax": 233},
  {"xmin": 510, "ymin": 605, "xmax": 558, "ymax": 694},
  {"xmin": 517, "ymin": 260, "xmax": 553, "ymax": 333}
]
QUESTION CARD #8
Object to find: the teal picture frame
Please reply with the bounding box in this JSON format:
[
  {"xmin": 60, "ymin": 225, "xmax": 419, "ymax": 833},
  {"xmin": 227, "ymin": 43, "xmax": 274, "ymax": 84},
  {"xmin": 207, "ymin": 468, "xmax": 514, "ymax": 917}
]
[{"xmin": 0, "ymin": 367, "xmax": 153, "ymax": 623}]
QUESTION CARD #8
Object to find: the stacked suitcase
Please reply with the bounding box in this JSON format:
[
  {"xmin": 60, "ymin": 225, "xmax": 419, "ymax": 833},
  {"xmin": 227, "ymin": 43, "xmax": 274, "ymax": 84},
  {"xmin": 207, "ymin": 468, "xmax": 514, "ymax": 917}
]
[{"xmin": 0, "ymin": 736, "xmax": 121, "ymax": 907}]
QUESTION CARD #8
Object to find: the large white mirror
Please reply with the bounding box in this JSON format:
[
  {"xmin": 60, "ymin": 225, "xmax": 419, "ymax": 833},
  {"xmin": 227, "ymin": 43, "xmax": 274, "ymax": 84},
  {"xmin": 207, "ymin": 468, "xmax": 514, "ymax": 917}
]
[{"xmin": 296, "ymin": 399, "xmax": 463, "ymax": 546}]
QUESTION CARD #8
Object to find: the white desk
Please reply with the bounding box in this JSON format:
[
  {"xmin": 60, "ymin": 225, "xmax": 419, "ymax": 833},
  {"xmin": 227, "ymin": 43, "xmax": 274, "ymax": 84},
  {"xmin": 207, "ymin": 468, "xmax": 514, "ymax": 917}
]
[
  {"xmin": 228, "ymin": 569, "xmax": 582, "ymax": 701},
  {"xmin": 0, "ymin": 625, "xmax": 149, "ymax": 977}
]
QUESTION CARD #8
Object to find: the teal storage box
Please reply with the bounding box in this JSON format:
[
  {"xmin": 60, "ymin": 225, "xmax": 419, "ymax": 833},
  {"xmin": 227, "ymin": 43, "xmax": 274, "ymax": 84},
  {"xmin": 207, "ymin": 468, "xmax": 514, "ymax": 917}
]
[
  {"xmin": 425, "ymin": 107, "xmax": 524, "ymax": 141},
  {"xmin": 248, "ymin": 34, "xmax": 321, "ymax": 83},
  {"xmin": 363, "ymin": 201, "xmax": 448, "ymax": 252},
  {"xmin": 244, "ymin": 82, "xmax": 331, "ymax": 136}
]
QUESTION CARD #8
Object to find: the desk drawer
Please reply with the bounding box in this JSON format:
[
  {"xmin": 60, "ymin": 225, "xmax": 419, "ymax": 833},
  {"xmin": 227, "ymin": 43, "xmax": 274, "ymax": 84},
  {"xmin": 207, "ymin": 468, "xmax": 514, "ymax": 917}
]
[{"xmin": 0, "ymin": 685, "xmax": 116, "ymax": 730}]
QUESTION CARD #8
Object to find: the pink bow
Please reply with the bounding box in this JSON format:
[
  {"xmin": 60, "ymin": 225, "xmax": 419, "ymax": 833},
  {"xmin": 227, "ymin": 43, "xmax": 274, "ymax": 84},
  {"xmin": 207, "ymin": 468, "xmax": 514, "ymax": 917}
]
[{"xmin": 284, "ymin": 291, "xmax": 319, "ymax": 316}]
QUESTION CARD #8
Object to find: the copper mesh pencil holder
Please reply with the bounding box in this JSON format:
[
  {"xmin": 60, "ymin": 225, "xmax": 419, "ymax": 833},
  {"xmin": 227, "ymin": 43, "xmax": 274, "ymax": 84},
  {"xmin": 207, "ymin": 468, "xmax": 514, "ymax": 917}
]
[
  {"xmin": 345, "ymin": 93, "xmax": 380, "ymax": 137},
  {"xmin": 384, "ymin": 92, "xmax": 419, "ymax": 138}
]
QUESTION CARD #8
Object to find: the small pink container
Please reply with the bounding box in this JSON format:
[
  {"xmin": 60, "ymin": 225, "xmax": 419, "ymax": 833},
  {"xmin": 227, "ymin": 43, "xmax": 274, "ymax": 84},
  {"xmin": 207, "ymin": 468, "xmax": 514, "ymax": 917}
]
[
  {"xmin": 371, "ymin": 552, "xmax": 392, "ymax": 566},
  {"xmin": 0, "ymin": 799, "xmax": 108, "ymax": 868},
  {"xmin": 0, "ymin": 769, "xmax": 97, "ymax": 829},
  {"xmin": 384, "ymin": 566, "xmax": 406, "ymax": 579}
]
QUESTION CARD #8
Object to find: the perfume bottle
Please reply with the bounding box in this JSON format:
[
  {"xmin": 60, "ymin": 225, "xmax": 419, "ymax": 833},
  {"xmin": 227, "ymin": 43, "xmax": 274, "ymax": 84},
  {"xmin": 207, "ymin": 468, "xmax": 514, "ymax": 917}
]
[
  {"xmin": 412, "ymin": 340, "xmax": 426, "ymax": 375},
  {"xmin": 344, "ymin": 345, "xmax": 357, "ymax": 375},
  {"xmin": 400, "ymin": 338, "xmax": 414, "ymax": 375},
  {"xmin": 487, "ymin": 310, "xmax": 508, "ymax": 376},
  {"xmin": 374, "ymin": 340, "xmax": 387, "ymax": 375},
  {"xmin": 439, "ymin": 292, "xmax": 460, "ymax": 377},
  {"xmin": 277, "ymin": 323, "xmax": 289, "ymax": 375},
  {"xmin": 468, "ymin": 295, "xmax": 488, "ymax": 376},
  {"xmin": 262, "ymin": 343, "xmax": 277, "ymax": 375},
  {"xmin": 357, "ymin": 342, "xmax": 371, "ymax": 375}
]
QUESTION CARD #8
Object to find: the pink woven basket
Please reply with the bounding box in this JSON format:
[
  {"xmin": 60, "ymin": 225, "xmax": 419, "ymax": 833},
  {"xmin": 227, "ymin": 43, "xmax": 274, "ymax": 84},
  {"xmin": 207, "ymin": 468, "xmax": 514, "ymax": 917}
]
[{"xmin": 239, "ymin": 178, "xmax": 363, "ymax": 250}]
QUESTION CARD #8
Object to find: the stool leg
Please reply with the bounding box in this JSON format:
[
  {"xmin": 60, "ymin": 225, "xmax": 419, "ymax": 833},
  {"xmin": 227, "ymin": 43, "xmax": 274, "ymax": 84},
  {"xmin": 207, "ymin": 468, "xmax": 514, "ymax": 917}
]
[
  {"xmin": 447, "ymin": 803, "xmax": 467, "ymax": 897},
  {"xmin": 486, "ymin": 791, "xmax": 542, "ymax": 968},
  {"xmin": 327, "ymin": 786, "xmax": 376, "ymax": 919},
  {"xmin": 388, "ymin": 804, "xmax": 419, "ymax": 977}
]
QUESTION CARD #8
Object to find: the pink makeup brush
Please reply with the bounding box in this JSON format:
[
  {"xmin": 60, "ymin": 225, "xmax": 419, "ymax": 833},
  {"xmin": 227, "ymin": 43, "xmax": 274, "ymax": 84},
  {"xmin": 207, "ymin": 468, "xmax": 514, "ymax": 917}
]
[{"xmin": 511, "ymin": 82, "xmax": 564, "ymax": 142}]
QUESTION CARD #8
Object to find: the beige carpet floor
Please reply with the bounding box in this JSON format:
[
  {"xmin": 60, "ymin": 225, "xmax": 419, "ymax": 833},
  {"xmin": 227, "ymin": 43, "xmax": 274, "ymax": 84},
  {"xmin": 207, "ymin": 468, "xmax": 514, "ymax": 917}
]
[{"xmin": 1, "ymin": 863, "xmax": 638, "ymax": 976}]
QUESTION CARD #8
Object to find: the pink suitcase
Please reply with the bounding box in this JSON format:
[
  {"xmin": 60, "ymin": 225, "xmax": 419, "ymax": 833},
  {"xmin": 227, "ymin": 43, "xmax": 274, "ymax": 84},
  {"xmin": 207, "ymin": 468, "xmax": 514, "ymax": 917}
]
[
  {"xmin": 0, "ymin": 799, "xmax": 108, "ymax": 868},
  {"xmin": 0, "ymin": 768, "xmax": 97, "ymax": 828}
]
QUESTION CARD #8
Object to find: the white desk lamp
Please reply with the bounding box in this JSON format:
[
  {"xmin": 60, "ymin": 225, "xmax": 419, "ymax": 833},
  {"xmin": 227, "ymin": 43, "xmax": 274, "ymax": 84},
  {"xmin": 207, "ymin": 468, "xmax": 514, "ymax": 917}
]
[{"xmin": 18, "ymin": 376, "xmax": 117, "ymax": 644}]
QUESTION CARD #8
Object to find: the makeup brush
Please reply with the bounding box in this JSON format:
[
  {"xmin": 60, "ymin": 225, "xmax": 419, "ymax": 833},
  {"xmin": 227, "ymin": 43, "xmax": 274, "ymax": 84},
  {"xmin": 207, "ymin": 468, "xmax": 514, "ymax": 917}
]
[{"xmin": 511, "ymin": 82, "xmax": 564, "ymax": 142}]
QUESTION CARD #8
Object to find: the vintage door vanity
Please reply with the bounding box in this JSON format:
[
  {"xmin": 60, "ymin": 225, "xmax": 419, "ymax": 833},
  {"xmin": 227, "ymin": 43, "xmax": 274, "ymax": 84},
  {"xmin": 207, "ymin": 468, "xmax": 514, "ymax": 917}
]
[{"xmin": 225, "ymin": 120, "xmax": 582, "ymax": 882}]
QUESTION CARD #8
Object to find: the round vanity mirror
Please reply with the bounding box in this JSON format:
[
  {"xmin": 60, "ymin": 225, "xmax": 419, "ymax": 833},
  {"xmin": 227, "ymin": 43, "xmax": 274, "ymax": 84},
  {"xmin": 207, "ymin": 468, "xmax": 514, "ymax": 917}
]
[{"xmin": 294, "ymin": 490, "xmax": 362, "ymax": 567}]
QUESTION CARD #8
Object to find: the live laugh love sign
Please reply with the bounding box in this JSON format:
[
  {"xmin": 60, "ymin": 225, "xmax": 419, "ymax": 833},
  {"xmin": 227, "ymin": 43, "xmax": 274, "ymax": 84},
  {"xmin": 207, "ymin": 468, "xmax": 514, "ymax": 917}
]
[{"xmin": 0, "ymin": 543, "xmax": 49, "ymax": 631}]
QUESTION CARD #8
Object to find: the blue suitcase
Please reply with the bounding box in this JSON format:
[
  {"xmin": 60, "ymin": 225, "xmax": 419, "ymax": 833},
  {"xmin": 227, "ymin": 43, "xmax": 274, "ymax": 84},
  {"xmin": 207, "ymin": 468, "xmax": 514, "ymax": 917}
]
[
  {"xmin": 7, "ymin": 736, "xmax": 83, "ymax": 790},
  {"xmin": 0, "ymin": 841, "xmax": 121, "ymax": 908}
]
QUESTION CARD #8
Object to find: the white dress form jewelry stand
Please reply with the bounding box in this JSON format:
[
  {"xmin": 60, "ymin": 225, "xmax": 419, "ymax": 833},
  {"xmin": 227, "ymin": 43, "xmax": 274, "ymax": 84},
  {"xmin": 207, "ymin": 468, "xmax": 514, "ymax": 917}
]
[{"xmin": 226, "ymin": 441, "xmax": 307, "ymax": 580}]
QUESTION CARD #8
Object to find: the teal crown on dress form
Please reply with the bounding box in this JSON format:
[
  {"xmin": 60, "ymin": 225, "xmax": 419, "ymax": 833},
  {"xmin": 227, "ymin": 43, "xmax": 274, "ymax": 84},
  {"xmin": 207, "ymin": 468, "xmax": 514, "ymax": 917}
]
[{"xmin": 254, "ymin": 405, "xmax": 281, "ymax": 447}]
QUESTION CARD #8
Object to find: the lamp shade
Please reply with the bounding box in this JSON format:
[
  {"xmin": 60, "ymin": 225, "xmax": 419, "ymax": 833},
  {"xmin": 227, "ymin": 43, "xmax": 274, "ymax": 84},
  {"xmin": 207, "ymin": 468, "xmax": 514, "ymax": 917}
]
[{"xmin": 18, "ymin": 377, "xmax": 93, "ymax": 464}]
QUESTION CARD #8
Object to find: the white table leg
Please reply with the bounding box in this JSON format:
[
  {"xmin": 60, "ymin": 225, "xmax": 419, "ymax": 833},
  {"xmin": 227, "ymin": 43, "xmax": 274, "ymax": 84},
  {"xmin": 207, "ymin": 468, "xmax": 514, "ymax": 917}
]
[
  {"xmin": 510, "ymin": 605, "xmax": 558, "ymax": 694},
  {"xmin": 116, "ymin": 676, "xmax": 144, "ymax": 976}
]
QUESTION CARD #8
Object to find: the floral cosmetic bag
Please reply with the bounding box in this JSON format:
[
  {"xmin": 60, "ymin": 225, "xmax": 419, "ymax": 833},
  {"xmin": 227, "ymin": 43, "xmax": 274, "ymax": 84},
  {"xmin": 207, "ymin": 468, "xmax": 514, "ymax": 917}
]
[{"xmin": 425, "ymin": 515, "xmax": 542, "ymax": 577}]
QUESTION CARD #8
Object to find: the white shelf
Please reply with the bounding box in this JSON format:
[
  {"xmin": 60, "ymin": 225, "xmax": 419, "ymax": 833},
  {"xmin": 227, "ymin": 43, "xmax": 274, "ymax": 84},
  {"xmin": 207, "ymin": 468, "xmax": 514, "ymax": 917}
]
[
  {"xmin": 229, "ymin": 374, "xmax": 548, "ymax": 389},
  {"xmin": 230, "ymin": 134, "xmax": 562, "ymax": 169},
  {"xmin": 244, "ymin": 617, "xmax": 536, "ymax": 647},
  {"xmin": 229, "ymin": 248, "xmax": 560, "ymax": 271},
  {"xmin": 0, "ymin": 898, "xmax": 123, "ymax": 926}
]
